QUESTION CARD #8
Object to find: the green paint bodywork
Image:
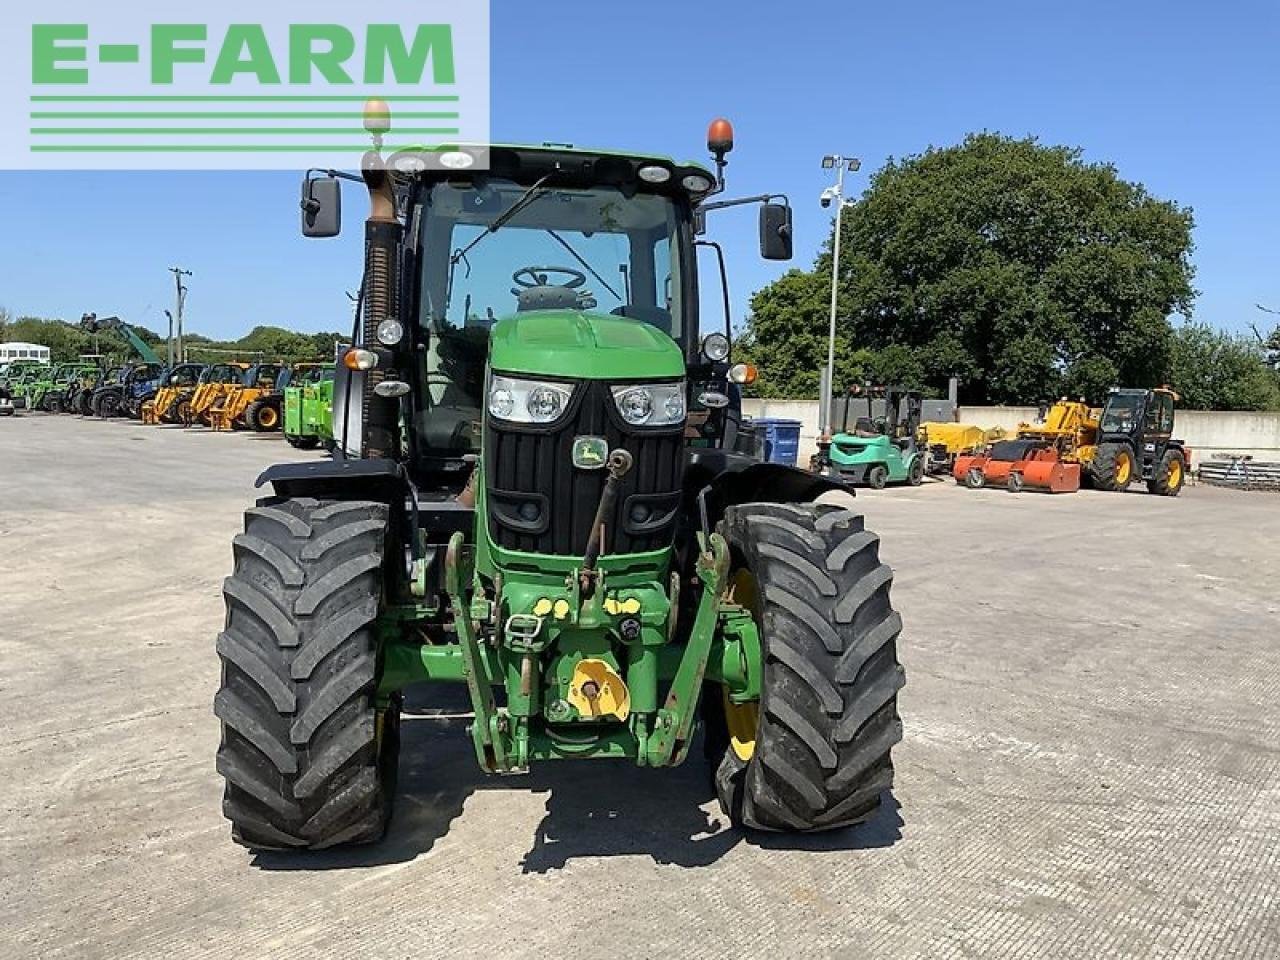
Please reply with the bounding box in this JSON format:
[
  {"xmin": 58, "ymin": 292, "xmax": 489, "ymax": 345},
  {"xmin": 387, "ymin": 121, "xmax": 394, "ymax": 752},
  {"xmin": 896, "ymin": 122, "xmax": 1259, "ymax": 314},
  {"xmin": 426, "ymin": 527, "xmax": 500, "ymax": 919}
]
[
  {"xmin": 488, "ymin": 310, "xmax": 685, "ymax": 381},
  {"xmin": 283, "ymin": 365, "xmax": 334, "ymax": 443},
  {"xmin": 828, "ymin": 432, "xmax": 921, "ymax": 485}
]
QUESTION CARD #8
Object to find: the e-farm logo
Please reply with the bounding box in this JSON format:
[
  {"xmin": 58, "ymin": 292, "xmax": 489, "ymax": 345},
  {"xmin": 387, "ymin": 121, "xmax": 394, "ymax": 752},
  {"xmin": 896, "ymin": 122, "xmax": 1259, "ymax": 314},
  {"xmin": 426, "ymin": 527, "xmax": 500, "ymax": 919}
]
[{"xmin": 0, "ymin": 1, "xmax": 490, "ymax": 169}]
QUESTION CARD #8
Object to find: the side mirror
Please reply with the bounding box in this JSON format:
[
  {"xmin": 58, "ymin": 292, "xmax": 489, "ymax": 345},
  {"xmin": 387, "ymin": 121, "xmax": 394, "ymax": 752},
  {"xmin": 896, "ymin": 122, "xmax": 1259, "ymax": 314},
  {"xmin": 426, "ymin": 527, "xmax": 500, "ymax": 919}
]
[
  {"xmin": 301, "ymin": 176, "xmax": 341, "ymax": 238},
  {"xmin": 759, "ymin": 203, "xmax": 793, "ymax": 261}
]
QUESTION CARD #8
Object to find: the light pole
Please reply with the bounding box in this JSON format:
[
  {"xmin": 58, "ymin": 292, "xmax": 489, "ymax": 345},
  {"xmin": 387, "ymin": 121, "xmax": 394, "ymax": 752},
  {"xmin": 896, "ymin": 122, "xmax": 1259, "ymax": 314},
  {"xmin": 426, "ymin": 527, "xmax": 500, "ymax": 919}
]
[{"xmin": 818, "ymin": 154, "xmax": 860, "ymax": 445}]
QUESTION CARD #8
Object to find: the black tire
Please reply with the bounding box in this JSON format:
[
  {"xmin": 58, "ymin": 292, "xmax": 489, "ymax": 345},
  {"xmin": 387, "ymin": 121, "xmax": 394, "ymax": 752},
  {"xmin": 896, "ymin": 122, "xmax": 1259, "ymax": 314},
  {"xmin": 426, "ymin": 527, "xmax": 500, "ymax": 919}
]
[
  {"xmin": 285, "ymin": 433, "xmax": 320, "ymax": 450},
  {"xmin": 965, "ymin": 467, "xmax": 986, "ymax": 489},
  {"xmin": 215, "ymin": 497, "xmax": 398, "ymax": 850},
  {"xmin": 907, "ymin": 457, "xmax": 925, "ymax": 487},
  {"xmin": 1007, "ymin": 471, "xmax": 1025, "ymax": 493},
  {"xmin": 176, "ymin": 398, "xmax": 194, "ymax": 426},
  {"xmin": 1090, "ymin": 442, "xmax": 1134, "ymax": 492},
  {"xmin": 867, "ymin": 465, "xmax": 889, "ymax": 490},
  {"xmin": 712, "ymin": 503, "xmax": 904, "ymax": 832},
  {"xmin": 246, "ymin": 398, "xmax": 282, "ymax": 433},
  {"xmin": 1147, "ymin": 448, "xmax": 1186, "ymax": 497},
  {"xmin": 92, "ymin": 392, "xmax": 118, "ymax": 418}
]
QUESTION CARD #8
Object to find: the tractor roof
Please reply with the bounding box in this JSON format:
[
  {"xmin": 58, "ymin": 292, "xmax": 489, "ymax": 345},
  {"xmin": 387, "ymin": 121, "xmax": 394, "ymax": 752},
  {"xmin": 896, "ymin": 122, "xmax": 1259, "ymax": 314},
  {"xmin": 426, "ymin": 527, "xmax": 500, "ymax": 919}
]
[{"xmin": 388, "ymin": 142, "xmax": 716, "ymax": 200}]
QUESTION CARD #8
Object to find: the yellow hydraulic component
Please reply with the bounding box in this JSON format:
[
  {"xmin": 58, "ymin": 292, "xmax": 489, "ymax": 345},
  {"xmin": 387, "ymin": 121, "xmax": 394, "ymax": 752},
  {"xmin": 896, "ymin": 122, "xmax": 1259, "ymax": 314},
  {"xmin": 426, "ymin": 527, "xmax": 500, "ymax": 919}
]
[
  {"xmin": 603, "ymin": 596, "xmax": 642, "ymax": 615},
  {"xmin": 531, "ymin": 596, "xmax": 572, "ymax": 621},
  {"xmin": 567, "ymin": 658, "xmax": 630, "ymax": 720},
  {"xmin": 1016, "ymin": 400, "xmax": 1100, "ymax": 464}
]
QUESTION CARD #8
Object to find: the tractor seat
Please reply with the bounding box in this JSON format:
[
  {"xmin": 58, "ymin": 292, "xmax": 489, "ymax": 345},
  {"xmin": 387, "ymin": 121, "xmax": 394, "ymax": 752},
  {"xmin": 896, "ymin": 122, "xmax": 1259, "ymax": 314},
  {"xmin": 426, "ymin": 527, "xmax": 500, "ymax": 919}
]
[{"xmin": 611, "ymin": 305, "xmax": 674, "ymax": 336}]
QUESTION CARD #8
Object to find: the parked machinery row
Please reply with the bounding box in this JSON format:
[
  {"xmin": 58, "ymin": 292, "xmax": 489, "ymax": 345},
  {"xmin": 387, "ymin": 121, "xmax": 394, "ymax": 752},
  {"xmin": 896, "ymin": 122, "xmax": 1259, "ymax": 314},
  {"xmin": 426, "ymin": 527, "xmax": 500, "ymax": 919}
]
[
  {"xmin": 11, "ymin": 348, "xmax": 337, "ymax": 449},
  {"xmin": 953, "ymin": 388, "xmax": 1188, "ymax": 496}
]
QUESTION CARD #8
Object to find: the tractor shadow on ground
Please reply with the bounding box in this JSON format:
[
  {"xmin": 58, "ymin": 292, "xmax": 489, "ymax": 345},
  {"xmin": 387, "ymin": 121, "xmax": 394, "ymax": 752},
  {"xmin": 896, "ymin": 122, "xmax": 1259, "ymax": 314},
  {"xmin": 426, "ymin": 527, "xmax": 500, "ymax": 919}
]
[{"xmin": 252, "ymin": 684, "xmax": 903, "ymax": 873}]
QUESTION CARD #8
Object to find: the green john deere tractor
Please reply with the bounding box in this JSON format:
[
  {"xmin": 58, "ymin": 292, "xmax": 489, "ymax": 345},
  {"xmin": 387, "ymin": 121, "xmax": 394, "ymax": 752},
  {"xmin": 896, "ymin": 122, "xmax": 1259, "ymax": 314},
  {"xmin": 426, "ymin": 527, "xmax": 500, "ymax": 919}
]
[
  {"xmin": 282, "ymin": 362, "xmax": 336, "ymax": 450},
  {"xmin": 214, "ymin": 107, "xmax": 905, "ymax": 850},
  {"xmin": 818, "ymin": 385, "xmax": 925, "ymax": 489}
]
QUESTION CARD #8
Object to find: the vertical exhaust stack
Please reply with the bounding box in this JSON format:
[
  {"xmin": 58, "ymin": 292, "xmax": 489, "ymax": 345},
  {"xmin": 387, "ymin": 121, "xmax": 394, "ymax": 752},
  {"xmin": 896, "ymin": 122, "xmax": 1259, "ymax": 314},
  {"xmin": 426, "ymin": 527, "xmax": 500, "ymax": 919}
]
[{"xmin": 360, "ymin": 99, "xmax": 401, "ymax": 459}]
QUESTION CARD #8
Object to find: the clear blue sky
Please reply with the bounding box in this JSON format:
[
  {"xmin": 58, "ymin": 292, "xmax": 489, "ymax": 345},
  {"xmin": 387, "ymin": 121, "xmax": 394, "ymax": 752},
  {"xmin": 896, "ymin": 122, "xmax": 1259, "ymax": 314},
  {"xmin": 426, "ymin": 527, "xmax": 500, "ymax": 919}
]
[{"xmin": 1, "ymin": 0, "xmax": 1277, "ymax": 340}]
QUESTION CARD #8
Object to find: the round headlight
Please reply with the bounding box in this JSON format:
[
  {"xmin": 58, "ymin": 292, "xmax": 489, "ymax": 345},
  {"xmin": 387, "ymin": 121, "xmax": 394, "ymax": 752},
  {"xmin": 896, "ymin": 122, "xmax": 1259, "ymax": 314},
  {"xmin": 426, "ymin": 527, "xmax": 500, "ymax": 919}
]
[
  {"xmin": 617, "ymin": 387, "xmax": 653, "ymax": 424},
  {"xmin": 376, "ymin": 318, "xmax": 404, "ymax": 346},
  {"xmin": 638, "ymin": 165, "xmax": 671, "ymax": 184},
  {"xmin": 489, "ymin": 387, "xmax": 514, "ymax": 418},
  {"xmin": 702, "ymin": 333, "xmax": 731, "ymax": 362},
  {"xmin": 527, "ymin": 386, "xmax": 564, "ymax": 421},
  {"xmin": 664, "ymin": 391, "xmax": 685, "ymax": 420},
  {"xmin": 682, "ymin": 174, "xmax": 714, "ymax": 193}
]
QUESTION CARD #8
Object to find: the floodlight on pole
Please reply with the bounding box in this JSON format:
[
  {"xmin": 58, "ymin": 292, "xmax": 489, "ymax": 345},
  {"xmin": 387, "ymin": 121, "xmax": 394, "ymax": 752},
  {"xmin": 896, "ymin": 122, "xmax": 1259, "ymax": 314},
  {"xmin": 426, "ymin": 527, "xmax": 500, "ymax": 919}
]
[{"xmin": 815, "ymin": 153, "xmax": 860, "ymax": 467}]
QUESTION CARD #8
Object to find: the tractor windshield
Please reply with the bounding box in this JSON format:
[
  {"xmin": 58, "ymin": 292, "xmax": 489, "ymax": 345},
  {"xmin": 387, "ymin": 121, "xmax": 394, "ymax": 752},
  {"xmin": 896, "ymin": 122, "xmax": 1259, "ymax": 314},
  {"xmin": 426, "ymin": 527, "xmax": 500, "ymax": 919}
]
[
  {"xmin": 1100, "ymin": 394, "xmax": 1143, "ymax": 433},
  {"xmin": 421, "ymin": 178, "xmax": 686, "ymax": 338},
  {"xmin": 412, "ymin": 178, "xmax": 689, "ymax": 456}
]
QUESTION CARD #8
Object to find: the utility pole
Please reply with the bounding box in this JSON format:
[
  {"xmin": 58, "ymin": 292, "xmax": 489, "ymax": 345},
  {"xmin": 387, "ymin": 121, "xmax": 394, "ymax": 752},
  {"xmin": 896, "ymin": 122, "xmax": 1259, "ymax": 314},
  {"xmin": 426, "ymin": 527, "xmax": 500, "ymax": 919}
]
[
  {"xmin": 816, "ymin": 154, "xmax": 861, "ymax": 460},
  {"xmin": 169, "ymin": 267, "xmax": 192, "ymax": 362}
]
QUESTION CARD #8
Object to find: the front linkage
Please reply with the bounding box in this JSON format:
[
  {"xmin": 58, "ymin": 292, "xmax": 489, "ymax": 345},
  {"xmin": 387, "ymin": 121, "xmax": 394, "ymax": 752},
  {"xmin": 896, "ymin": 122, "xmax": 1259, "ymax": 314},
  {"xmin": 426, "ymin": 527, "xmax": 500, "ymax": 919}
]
[{"xmin": 380, "ymin": 502, "xmax": 744, "ymax": 773}]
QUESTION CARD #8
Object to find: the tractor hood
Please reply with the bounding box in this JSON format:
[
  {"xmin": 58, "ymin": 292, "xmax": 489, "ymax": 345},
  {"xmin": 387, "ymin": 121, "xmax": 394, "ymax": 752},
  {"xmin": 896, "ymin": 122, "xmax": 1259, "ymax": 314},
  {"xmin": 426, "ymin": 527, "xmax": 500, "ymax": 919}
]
[{"xmin": 488, "ymin": 310, "xmax": 685, "ymax": 381}]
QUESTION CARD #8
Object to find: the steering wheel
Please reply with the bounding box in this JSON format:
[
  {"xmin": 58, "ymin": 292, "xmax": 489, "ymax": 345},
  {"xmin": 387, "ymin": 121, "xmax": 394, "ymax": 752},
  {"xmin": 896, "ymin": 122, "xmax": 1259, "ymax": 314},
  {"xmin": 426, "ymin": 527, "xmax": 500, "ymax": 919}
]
[{"xmin": 512, "ymin": 266, "xmax": 587, "ymax": 290}]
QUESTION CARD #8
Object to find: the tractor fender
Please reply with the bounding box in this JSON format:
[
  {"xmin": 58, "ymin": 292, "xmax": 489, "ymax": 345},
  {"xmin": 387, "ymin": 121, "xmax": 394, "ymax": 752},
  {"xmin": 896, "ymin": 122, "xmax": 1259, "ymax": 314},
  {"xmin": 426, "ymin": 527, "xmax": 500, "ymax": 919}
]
[
  {"xmin": 683, "ymin": 450, "xmax": 853, "ymax": 526},
  {"xmin": 255, "ymin": 457, "xmax": 406, "ymax": 502}
]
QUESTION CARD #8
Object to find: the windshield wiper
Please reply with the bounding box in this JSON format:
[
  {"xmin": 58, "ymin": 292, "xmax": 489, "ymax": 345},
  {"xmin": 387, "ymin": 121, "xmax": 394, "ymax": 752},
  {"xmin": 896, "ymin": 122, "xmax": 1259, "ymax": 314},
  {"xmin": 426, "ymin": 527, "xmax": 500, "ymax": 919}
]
[{"xmin": 449, "ymin": 174, "xmax": 555, "ymax": 267}]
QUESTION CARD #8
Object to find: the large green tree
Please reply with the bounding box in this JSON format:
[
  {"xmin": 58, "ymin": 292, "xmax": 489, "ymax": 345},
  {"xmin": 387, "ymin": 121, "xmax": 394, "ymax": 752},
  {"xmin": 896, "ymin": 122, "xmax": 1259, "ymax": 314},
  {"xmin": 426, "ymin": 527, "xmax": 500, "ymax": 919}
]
[
  {"xmin": 740, "ymin": 133, "xmax": 1197, "ymax": 404},
  {"xmin": 1168, "ymin": 323, "xmax": 1280, "ymax": 410}
]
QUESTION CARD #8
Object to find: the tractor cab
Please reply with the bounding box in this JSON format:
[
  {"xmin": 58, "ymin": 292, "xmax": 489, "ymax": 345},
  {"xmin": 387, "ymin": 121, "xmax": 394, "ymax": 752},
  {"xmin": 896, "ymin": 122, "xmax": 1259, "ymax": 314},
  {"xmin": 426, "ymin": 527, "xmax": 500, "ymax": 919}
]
[
  {"xmin": 823, "ymin": 384, "xmax": 925, "ymax": 488},
  {"xmin": 1089, "ymin": 387, "xmax": 1187, "ymax": 495}
]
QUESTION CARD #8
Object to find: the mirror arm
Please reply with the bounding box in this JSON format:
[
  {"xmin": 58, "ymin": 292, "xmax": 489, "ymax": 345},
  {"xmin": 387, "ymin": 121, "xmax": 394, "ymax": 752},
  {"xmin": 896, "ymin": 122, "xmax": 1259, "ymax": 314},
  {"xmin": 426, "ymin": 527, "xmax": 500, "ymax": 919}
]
[{"xmin": 699, "ymin": 192, "xmax": 789, "ymax": 214}]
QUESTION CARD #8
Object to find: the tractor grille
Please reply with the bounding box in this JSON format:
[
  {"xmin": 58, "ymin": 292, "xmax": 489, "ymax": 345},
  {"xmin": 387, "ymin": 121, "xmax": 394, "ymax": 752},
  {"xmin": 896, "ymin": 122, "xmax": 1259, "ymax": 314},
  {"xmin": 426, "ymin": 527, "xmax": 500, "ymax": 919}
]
[{"xmin": 484, "ymin": 380, "xmax": 684, "ymax": 556}]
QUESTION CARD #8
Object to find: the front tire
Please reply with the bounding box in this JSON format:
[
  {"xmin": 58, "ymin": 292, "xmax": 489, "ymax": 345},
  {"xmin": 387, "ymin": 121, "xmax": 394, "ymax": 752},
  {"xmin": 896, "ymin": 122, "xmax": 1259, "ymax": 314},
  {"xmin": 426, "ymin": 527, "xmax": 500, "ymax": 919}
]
[
  {"xmin": 246, "ymin": 398, "xmax": 281, "ymax": 432},
  {"xmin": 215, "ymin": 498, "xmax": 398, "ymax": 850},
  {"xmin": 1147, "ymin": 448, "xmax": 1186, "ymax": 497},
  {"xmin": 712, "ymin": 503, "xmax": 904, "ymax": 832},
  {"xmin": 907, "ymin": 457, "xmax": 924, "ymax": 487},
  {"xmin": 1091, "ymin": 442, "xmax": 1134, "ymax": 491}
]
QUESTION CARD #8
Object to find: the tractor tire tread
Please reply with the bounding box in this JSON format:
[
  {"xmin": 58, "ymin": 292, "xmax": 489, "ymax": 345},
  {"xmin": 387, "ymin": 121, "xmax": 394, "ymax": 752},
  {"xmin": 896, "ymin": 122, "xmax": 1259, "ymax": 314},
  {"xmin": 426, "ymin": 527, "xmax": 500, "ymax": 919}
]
[
  {"xmin": 714, "ymin": 502, "xmax": 903, "ymax": 833},
  {"xmin": 215, "ymin": 498, "xmax": 394, "ymax": 851}
]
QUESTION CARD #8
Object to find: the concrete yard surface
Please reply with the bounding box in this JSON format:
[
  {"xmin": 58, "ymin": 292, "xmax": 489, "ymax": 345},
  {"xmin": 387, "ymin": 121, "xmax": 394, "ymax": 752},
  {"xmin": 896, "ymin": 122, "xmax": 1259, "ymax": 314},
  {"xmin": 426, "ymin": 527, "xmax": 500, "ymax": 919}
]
[{"xmin": 2, "ymin": 415, "xmax": 1279, "ymax": 960}]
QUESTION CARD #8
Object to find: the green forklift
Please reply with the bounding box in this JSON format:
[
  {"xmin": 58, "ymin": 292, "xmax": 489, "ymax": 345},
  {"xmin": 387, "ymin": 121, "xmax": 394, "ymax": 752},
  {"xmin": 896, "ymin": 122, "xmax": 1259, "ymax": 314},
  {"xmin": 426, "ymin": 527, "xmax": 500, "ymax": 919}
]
[
  {"xmin": 211, "ymin": 107, "xmax": 906, "ymax": 850},
  {"xmin": 282, "ymin": 361, "xmax": 336, "ymax": 449},
  {"xmin": 819, "ymin": 385, "xmax": 925, "ymax": 488}
]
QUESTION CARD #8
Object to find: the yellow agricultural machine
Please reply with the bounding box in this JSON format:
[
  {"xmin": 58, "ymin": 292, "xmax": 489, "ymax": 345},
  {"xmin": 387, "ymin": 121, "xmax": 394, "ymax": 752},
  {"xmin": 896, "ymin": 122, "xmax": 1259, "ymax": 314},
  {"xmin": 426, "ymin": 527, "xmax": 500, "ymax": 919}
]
[
  {"xmin": 141, "ymin": 362, "xmax": 206, "ymax": 424},
  {"xmin": 954, "ymin": 400, "xmax": 1099, "ymax": 493},
  {"xmin": 208, "ymin": 362, "xmax": 286, "ymax": 432},
  {"xmin": 185, "ymin": 363, "xmax": 251, "ymax": 427}
]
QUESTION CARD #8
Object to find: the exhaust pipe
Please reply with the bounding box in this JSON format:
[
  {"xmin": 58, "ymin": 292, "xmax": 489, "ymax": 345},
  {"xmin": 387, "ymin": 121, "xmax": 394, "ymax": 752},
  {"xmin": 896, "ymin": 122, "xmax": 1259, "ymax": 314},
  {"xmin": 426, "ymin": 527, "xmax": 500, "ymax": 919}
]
[{"xmin": 359, "ymin": 99, "xmax": 400, "ymax": 459}]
